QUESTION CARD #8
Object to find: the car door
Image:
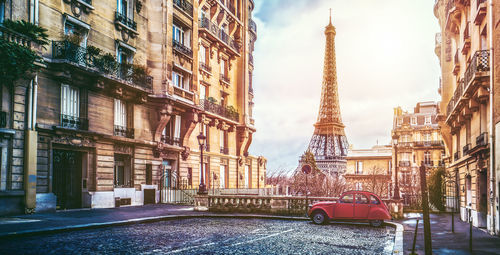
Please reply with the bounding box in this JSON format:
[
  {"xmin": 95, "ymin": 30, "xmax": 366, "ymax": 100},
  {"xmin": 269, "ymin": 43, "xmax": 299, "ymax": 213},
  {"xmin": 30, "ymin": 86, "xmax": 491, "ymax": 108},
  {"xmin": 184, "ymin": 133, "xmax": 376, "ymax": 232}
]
[
  {"xmin": 354, "ymin": 193, "xmax": 371, "ymax": 219},
  {"xmin": 335, "ymin": 193, "xmax": 354, "ymax": 218}
]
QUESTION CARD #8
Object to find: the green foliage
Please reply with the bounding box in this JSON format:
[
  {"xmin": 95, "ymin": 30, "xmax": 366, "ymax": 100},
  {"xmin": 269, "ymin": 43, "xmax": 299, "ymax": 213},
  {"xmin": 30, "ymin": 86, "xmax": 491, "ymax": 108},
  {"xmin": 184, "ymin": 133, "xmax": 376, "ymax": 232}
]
[
  {"xmin": 0, "ymin": 40, "xmax": 41, "ymax": 83},
  {"xmin": 226, "ymin": 105, "xmax": 237, "ymax": 114},
  {"xmin": 2, "ymin": 19, "xmax": 49, "ymax": 46},
  {"xmin": 301, "ymin": 150, "xmax": 321, "ymax": 175},
  {"xmin": 428, "ymin": 167, "xmax": 446, "ymax": 211},
  {"xmin": 131, "ymin": 64, "xmax": 149, "ymax": 84},
  {"xmin": 207, "ymin": 97, "xmax": 217, "ymax": 103},
  {"xmin": 64, "ymin": 34, "xmax": 83, "ymax": 46},
  {"xmin": 86, "ymin": 45, "xmax": 102, "ymax": 58}
]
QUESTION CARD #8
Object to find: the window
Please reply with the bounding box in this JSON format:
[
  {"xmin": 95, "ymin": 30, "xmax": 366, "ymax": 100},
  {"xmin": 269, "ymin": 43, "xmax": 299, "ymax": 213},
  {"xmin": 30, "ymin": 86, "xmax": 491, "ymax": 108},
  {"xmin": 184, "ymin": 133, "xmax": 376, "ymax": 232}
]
[
  {"xmin": 425, "ymin": 116, "xmax": 431, "ymax": 125},
  {"xmin": 117, "ymin": 0, "xmax": 132, "ymax": 17},
  {"xmin": 114, "ymin": 99, "xmax": 127, "ymax": 128},
  {"xmin": 244, "ymin": 165, "xmax": 250, "ymax": 188},
  {"xmin": 424, "ymin": 151, "xmax": 431, "ymax": 165},
  {"xmin": 355, "ymin": 161, "xmax": 363, "ymax": 174},
  {"xmin": 423, "ymin": 133, "xmax": 431, "ymax": 142},
  {"xmin": 220, "ymin": 130, "xmax": 227, "ymax": 154},
  {"xmin": 370, "ymin": 195, "xmax": 380, "ymax": 204},
  {"xmin": 172, "ymin": 71, "xmax": 190, "ymax": 90},
  {"xmin": 174, "ymin": 115, "xmax": 181, "ymax": 144},
  {"xmin": 411, "ymin": 117, "xmax": 417, "ymax": 125},
  {"xmin": 0, "ymin": 1, "xmax": 5, "ymax": 24},
  {"xmin": 163, "ymin": 160, "xmax": 172, "ymax": 188},
  {"xmin": 61, "ymin": 84, "xmax": 79, "ymax": 118},
  {"xmin": 220, "ymin": 94, "xmax": 227, "ymax": 107},
  {"xmin": 340, "ymin": 194, "xmax": 354, "ymax": 203},
  {"xmin": 396, "ymin": 117, "xmax": 402, "ymax": 126},
  {"xmin": 114, "ymin": 154, "xmax": 132, "ymax": 187},
  {"xmin": 356, "ymin": 194, "xmax": 369, "ymax": 204},
  {"xmin": 146, "ymin": 164, "xmax": 152, "ymax": 185},
  {"xmin": 219, "ymin": 165, "xmax": 227, "ymax": 188},
  {"xmin": 220, "ymin": 59, "xmax": 227, "ymax": 76},
  {"xmin": 200, "ymin": 84, "xmax": 207, "ymax": 100},
  {"xmin": 199, "ymin": 45, "xmax": 207, "ymax": 65},
  {"xmin": 173, "ymin": 25, "xmax": 185, "ymax": 44},
  {"xmin": 117, "ymin": 46, "xmax": 133, "ymax": 64},
  {"xmin": 64, "ymin": 20, "xmax": 88, "ymax": 47}
]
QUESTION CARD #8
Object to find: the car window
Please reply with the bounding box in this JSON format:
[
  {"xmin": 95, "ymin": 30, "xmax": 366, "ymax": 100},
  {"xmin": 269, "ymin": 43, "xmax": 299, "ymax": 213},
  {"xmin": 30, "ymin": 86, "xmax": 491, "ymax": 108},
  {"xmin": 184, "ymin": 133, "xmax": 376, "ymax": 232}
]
[
  {"xmin": 356, "ymin": 194, "xmax": 369, "ymax": 204},
  {"xmin": 340, "ymin": 194, "xmax": 354, "ymax": 203},
  {"xmin": 370, "ymin": 195, "xmax": 380, "ymax": 205}
]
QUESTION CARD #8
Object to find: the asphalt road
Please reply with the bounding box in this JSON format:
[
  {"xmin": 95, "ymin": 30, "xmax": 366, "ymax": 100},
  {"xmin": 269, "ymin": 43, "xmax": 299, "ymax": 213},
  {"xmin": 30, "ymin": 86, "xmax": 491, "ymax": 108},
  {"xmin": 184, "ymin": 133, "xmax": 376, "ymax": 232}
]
[{"xmin": 0, "ymin": 218, "xmax": 395, "ymax": 255}]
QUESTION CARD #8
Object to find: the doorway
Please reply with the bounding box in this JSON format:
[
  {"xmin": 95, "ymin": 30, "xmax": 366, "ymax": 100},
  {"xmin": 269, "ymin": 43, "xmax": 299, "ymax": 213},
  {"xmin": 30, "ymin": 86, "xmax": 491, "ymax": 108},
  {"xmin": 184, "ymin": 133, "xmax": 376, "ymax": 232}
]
[{"xmin": 53, "ymin": 150, "xmax": 82, "ymax": 209}]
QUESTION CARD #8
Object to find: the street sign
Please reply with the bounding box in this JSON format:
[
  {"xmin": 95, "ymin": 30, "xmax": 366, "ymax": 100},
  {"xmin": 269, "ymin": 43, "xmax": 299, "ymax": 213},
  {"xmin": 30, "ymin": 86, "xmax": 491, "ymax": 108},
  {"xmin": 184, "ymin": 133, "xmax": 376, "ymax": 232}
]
[{"xmin": 301, "ymin": 164, "xmax": 312, "ymax": 174}]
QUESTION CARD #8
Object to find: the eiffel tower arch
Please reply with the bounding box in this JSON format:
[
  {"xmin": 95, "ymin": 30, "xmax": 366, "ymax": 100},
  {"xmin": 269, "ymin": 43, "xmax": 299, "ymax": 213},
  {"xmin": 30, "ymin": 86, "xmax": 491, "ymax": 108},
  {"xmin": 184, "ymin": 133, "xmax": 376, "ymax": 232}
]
[{"xmin": 300, "ymin": 13, "xmax": 348, "ymax": 177}]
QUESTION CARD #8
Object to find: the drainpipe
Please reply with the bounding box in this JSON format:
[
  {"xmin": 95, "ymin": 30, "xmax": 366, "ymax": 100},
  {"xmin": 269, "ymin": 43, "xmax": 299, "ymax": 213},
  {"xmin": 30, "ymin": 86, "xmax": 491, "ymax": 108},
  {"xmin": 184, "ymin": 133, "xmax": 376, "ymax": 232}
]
[
  {"xmin": 488, "ymin": 0, "xmax": 496, "ymax": 235},
  {"xmin": 24, "ymin": 75, "xmax": 38, "ymax": 213}
]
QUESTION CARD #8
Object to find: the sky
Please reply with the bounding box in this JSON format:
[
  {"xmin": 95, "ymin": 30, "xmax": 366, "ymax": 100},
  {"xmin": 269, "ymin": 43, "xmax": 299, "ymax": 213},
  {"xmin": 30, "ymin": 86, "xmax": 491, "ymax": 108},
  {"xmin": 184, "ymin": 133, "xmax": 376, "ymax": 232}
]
[{"xmin": 248, "ymin": 0, "xmax": 441, "ymax": 174}]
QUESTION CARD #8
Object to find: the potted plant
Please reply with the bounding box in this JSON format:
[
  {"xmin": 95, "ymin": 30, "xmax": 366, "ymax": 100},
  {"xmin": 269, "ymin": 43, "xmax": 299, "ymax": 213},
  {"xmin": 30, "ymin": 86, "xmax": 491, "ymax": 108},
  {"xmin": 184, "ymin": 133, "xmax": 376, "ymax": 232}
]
[{"xmin": 131, "ymin": 64, "xmax": 149, "ymax": 85}]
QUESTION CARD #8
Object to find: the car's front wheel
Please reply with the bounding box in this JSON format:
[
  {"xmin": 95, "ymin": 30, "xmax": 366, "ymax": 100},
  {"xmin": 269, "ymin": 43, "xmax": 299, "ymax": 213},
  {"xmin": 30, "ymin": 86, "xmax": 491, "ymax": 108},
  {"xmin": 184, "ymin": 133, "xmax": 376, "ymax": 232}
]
[
  {"xmin": 312, "ymin": 211, "xmax": 327, "ymax": 225},
  {"xmin": 370, "ymin": 220, "xmax": 383, "ymax": 227}
]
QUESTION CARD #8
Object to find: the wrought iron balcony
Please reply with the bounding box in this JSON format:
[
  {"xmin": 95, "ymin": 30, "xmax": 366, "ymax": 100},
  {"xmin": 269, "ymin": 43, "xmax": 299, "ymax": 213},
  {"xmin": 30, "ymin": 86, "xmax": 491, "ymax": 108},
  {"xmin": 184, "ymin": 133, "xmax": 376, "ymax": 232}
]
[
  {"xmin": 173, "ymin": 0, "xmax": 193, "ymax": 17},
  {"xmin": 61, "ymin": 114, "xmax": 88, "ymax": 130},
  {"xmin": 114, "ymin": 125, "xmax": 134, "ymax": 138},
  {"xmin": 476, "ymin": 132, "xmax": 488, "ymax": 147},
  {"xmin": 52, "ymin": 41, "xmax": 153, "ymax": 91},
  {"xmin": 220, "ymin": 147, "xmax": 229, "ymax": 155},
  {"xmin": 227, "ymin": 1, "xmax": 236, "ymax": 16},
  {"xmin": 463, "ymin": 143, "xmax": 471, "ymax": 156},
  {"xmin": 115, "ymin": 11, "xmax": 137, "ymax": 30},
  {"xmin": 398, "ymin": 161, "xmax": 411, "ymax": 167},
  {"xmin": 249, "ymin": 19, "xmax": 257, "ymax": 34},
  {"xmin": 199, "ymin": 99, "xmax": 239, "ymax": 122},
  {"xmin": 200, "ymin": 62, "xmax": 212, "ymax": 73},
  {"xmin": 220, "ymin": 73, "xmax": 230, "ymax": 84},
  {"xmin": 398, "ymin": 142, "xmax": 413, "ymax": 148},
  {"xmin": 173, "ymin": 39, "xmax": 193, "ymax": 57},
  {"xmin": 199, "ymin": 17, "xmax": 240, "ymax": 54},
  {"xmin": 454, "ymin": 151, "xmax": 460, "ymax": 161},
  {"xmin": 161, "ymin": 135, "xmax": 181, "ymax": 146},
  {"xmin": 414, "ymin": 141, "xmax": 444, "ymax": 147}
]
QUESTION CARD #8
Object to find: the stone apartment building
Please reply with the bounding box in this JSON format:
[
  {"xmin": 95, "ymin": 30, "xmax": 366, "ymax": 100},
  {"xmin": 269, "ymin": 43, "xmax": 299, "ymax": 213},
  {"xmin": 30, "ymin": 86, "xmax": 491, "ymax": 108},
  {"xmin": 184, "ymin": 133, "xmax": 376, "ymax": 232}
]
[
  {"xmin": 433, "ymin": 0, "xmax": 499, "ymax": 234},
  {"xmin": 0, "ymin": 0, "xmax": 265, "ymax": 215},
  {"xmin": 344, "ymin": 145, "xmax": 392, "ymax": 199},
  {"xmin": 391, "ymin": 102, "xmax": 445, "ymax": 204}
]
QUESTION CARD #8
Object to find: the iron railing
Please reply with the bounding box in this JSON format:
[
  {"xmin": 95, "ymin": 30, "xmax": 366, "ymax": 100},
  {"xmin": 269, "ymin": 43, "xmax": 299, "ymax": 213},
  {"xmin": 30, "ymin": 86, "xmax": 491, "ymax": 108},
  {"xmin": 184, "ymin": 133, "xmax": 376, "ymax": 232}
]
[
  {"xmin": 199, "ymin": 16, "xmax": 240, "ymax": 53},
  {"xmin": 61, "ymin": 114, "xmax": 88, "ymax": 130},
  {"xmin": 200, "ymin": 62, "xmax": 211, "ymax": 72},
  {"xmin": 463, "ymin": 143, "xmax": 471, "ymax": 155},
  {"xmin": 476, "ymin": 132, "xmax": 488, "ymax": 147},
  {"xmin": 115, "ymin": 12, "xmax": 137, "ymax": 30},
  {"xmin": 52, "ymin": 41, "xmax": 153, "ymax": 91},
  {"xmin": 227, "ymin": 1, "xmax": 236, "ymax": 16},
  {"xmin": 220, "ymin": 73, "xmax": 230, "ymax": 84},
  {"xmin": 414, "ymin": 141, "xmax": 444, "ymax": 147},
  {"xmin": 220, "ymin": 147, "xmax": 229, "ymax": 154},
  {"xmin": 249, "ymin": 18, "xmax": 257, "ymax": 33},
  {"xmin": 173, "ymin": 39, "xmax": 192, "ymax": 57},
  {"xmin": 114, "ymin": 125, "xmax": 134, "ymax": 138},
  {"xmin": 161, "ymin": 135, "xmax": 181, "ymax": 146},
  {"xmin": 173, "ymin": 0, "xmax": 193, "ymax": 17},
  {"xmin": 199, "ymin": 99, "xmax": 239, "ymax": 122},
  {"xmin": 477, "ymin": 0, "xmax": 486, "ymax": 8},
  {"xmin": 399, "ymin": 161, "xmax": 411, "ymax": 167}
]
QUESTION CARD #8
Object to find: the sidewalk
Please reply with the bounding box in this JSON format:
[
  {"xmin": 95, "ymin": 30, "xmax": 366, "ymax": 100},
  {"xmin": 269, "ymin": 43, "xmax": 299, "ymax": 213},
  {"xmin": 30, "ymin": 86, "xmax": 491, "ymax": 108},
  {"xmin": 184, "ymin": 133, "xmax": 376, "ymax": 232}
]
[{"xmin": 396, "ymin": 213, "xmax": 500, "ymax": 255}]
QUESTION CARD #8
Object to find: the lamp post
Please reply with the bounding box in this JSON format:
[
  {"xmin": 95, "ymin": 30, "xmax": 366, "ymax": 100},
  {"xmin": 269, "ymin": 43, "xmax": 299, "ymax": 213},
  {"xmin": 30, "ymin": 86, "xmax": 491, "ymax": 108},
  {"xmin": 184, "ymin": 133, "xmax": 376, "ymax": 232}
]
[
  {"xmin": 392, "ymin": 134, "xmax": 400, "ymax": 199},
  {"xmin": 197, "ymin": 133, "xmax": 207, "ymax": 194}
]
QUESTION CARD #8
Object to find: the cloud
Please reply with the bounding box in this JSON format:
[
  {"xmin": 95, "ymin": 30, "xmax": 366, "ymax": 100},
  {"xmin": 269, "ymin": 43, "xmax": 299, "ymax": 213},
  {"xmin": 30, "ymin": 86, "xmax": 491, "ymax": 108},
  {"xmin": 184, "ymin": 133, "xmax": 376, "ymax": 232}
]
[{"xmin": 249, "ymin": 0, "xmax": 441, "ymax": 172}]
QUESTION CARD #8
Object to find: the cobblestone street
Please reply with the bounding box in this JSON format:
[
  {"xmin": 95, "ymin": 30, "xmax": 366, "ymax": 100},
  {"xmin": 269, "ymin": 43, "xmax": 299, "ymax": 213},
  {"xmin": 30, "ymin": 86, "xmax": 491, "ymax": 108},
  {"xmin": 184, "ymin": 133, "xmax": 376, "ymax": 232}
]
[{"xmin": 0, "ymin": 218, "xmax": 395, "ymax": 255}]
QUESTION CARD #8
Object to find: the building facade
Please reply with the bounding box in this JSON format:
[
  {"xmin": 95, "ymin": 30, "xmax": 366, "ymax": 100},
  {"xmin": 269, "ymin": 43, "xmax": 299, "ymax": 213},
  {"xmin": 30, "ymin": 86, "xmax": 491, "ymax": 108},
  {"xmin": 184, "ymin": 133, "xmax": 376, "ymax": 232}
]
[
  {"xmin": 0, "ymin": 0, "xmax": 265, "ymax": 215},
  {"xmin": 391, "ymin": 102, "xmax": 445, "ymax": 205},
  {"xmin": 345, "ymin": 145, "xmax": 392, "ymax": 198},
  {"xmin": 434, "ymin": 0, "xmax": 499, "ymax": 234}
]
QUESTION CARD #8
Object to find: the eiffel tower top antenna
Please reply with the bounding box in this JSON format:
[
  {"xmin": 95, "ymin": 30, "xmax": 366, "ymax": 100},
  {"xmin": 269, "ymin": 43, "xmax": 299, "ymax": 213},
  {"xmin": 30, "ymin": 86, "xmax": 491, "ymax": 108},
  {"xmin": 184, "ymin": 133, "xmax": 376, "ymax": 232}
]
[{"xmin": 329, "ymin": 8, "xmax": 332, "ymax": 24}]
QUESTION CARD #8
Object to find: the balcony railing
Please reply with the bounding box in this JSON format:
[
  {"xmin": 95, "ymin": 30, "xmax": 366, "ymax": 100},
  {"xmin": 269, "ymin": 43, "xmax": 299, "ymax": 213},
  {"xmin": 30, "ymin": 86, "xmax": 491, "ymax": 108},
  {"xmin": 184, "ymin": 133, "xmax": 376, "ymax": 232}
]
[
  {"xmin": 173, "ymin": 86, "xmax": 194, "ymax": 101},
  {"xmin": 220, "ymin": 147, "xmax": 229, "ymax": 155},
  {"xmin": 161, "ymin": 135, "xmax": 181, "ymax": 146},
  {"xmin": 414, "ymin": 141, "xmax": 444, "ymax": 147},
  {"xmin": 227, "ymin": 1, "xmax": 236, "ymax": 16},
  {"xmin": 173, "ymin": 0, "xmax": 193, "ymax": 17},
  {"xmin": 52, "ymin": 41, "xmax": 153, "ymax": 91},
  {"xmin": 447, "ymin": 50, "xmax": 489, "ymax": 119},
  {"xmin": 0, "ymin": 24, "xmax": 34, "ymax": 48},
  {"xmin": 220, "ymin": 73, "xmax": 230, "ymax": 84},
  {"xmin": 115, "ymin": 12, "xmax": 137, "ymax": 30},
  {"xmin": 114, "ymin": 125, "xmax": 134, "ymax": 138},
  {"xmin": 399, "ymin": 161, "xmax": 411, "ymax": 167},
  {"xmin": 454, "ymin": 151, "xmax": 460, "ymax": 161},
  {"xmin": 200, "ymin": 62, "xmax": 211, "ymax": 73},
  {"xmin": 463, "ymin": 143, "xmax": 471, "ymax": 155},
  {"xmin": 249, "ymin": 19, "xmax": 257, "ymax": 34},
  {"xmin": 199, "ymin": 17, "xmax": 241, "ymax": 54},
  {"xmin": 199, "ymin": 99, "xmax": 239, "ymax": 122},
  {"xmin": 173, "ymin": 39, "xmax": 193, "ymax": 57},
  {"xmin": 61, "ymin": 114, "xmax": 88, "ymax": 130},
  {"xmin": 476, "ymin": 132, "xmax": 488, "ymax": 147}
]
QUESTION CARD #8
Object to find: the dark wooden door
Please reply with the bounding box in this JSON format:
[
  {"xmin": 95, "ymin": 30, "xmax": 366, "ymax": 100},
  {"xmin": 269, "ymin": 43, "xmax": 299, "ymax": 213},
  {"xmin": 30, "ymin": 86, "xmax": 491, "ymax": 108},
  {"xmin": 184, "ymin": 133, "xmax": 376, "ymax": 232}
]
[{"xmin": 53, "ymin": 150, "xmax": 82, "ymax": 209}]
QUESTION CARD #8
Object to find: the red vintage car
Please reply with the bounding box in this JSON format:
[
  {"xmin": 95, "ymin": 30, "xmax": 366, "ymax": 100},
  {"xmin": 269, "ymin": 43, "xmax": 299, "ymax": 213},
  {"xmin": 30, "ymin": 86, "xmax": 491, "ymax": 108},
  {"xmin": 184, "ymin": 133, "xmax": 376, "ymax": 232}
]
[{"xmin": 307, "ymin": 190, "xmax": 391, "ymax": 227}]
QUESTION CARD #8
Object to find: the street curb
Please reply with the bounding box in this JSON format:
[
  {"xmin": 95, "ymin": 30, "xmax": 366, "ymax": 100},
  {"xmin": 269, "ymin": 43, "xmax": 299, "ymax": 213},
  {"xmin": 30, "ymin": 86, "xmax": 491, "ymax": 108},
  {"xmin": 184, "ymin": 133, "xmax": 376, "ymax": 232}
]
[
  {"xmin": 1, "ymin": 214, "xmax": 403, "ymax": 255},
  {"xmin": 384, "ymin": 221, "xmax": 404, "ymax": 255}
]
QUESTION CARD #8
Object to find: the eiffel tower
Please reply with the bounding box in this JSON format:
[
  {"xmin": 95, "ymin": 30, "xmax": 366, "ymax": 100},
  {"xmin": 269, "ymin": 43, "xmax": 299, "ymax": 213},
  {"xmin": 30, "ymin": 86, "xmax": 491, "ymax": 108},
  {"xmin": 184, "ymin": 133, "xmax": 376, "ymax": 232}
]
[{"xmin": 302, "ymin": 11, "xmax": 348, "ymax": 177}]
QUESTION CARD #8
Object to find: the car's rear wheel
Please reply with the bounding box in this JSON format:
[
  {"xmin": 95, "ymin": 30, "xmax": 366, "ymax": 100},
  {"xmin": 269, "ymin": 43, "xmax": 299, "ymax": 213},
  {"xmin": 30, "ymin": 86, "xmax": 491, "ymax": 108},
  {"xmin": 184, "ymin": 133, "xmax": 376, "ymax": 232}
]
[
  {"xmin": 312, "ymin": 211, "xmax": 327, "ymax": 225},
  {"xmin": 370, "ymin": 220, "xmax": 383, "ymax": 227}
]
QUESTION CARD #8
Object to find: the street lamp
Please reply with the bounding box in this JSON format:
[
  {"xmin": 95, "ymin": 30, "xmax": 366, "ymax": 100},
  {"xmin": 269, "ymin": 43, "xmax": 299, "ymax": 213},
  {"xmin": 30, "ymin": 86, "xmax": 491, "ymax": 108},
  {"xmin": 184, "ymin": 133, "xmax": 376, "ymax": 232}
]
[
  {"xmin": 197, "ymin": 133, "xmax": 207, "ymax": 194},
  {"xmin": 392, "ymin": 134, "xmax": 400, "ymax": 200}
]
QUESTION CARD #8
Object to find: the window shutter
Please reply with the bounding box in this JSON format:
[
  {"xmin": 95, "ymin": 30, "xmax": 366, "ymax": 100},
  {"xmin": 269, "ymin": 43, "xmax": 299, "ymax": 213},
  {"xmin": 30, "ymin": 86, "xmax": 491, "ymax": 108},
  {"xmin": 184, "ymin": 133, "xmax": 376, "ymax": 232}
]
[
  {"xmin": 174, "ymin": 115, "xmax": 181, "ymax": 139},
  {"xmin": 127, "ymin": 102, "xmax": 133, "ymax": 129}
]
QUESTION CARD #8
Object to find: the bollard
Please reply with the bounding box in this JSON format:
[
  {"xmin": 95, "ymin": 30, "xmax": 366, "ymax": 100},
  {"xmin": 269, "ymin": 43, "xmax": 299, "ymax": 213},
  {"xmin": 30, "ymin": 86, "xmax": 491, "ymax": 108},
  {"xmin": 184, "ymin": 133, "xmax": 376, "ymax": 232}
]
[{"xmin": 411, "ymin": 219, "xmax": 419, "ymax": 255}]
